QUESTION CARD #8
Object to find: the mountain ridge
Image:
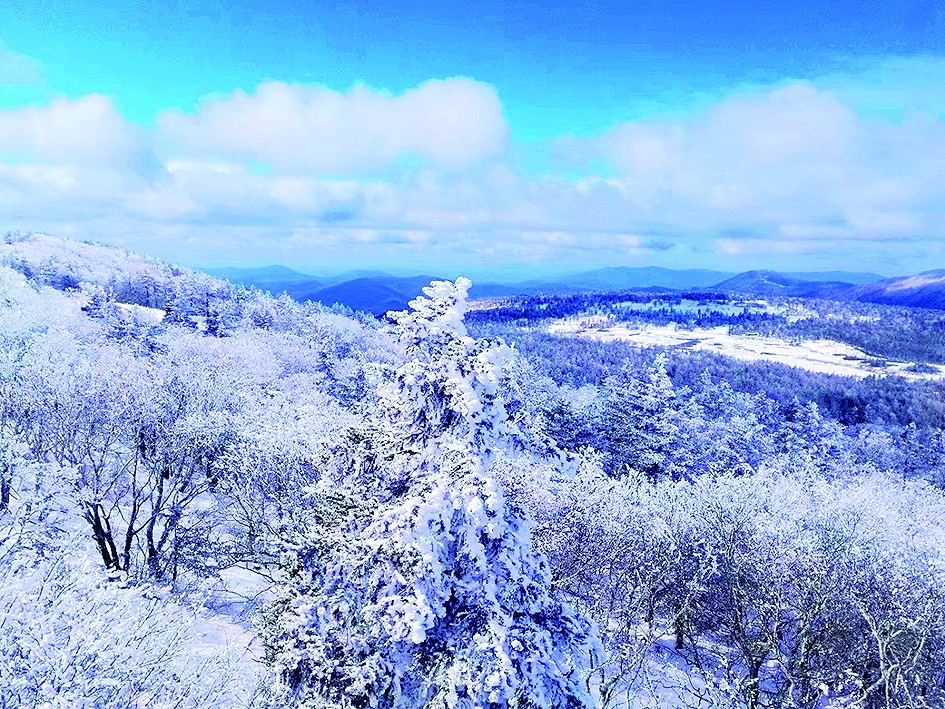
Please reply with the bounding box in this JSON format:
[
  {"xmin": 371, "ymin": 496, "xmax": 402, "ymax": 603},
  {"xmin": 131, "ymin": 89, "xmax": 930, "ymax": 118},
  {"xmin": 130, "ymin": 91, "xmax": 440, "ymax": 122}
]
[
  {"xmin": 853, "ymin": 270, "xmax": 945, "ymax": 310},
  {"xmin": 206, "ymin": 264, "xmax": 890, "ymax": 313}
]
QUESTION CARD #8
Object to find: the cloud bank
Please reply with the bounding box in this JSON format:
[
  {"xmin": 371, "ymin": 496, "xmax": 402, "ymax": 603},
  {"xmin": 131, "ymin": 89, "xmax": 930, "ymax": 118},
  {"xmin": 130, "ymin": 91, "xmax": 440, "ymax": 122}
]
[
  {"xmin": 157, "ymin": 78, "xmax": 508, "ymax": 173},
  {"xmin": 2, "ymin": 62, "xmax": 945, "ymax": 275},
  {"xmin": 0, "ymin": 95, "xmax": 145, "ymax": 165},
  {"xmin": 557, "ymin": 79, "xmax": 945, "ymax": 251}
]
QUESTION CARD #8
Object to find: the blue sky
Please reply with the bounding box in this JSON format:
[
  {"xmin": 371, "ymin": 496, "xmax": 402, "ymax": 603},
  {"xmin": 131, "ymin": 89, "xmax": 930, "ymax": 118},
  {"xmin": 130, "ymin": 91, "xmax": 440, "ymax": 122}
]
[{"xmin": 1, "ymin": 0, "xmax": 944, "ymax": 278}]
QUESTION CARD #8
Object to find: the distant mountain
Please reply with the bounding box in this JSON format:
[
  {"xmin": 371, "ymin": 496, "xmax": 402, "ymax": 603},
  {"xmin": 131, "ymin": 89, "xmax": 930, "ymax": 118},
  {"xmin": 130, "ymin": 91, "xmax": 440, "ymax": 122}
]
[
  {"xmin": 203, "ymin": 264, "xmax": 890, "ymax": 315},
  {"xmin": 202, "ymin": 267, "xmax": 448, "ymax": 314},
  {"xmin": 470, "ymin": 266, "xmax": 736, "ymax": 298},
  {"xmin": 707, "ymin": 269, "xmax": 945, "ymax": 309},
  {"xmin": 471, "ymin": 267, "xmax": 885, "ymax": 300},
  {"xmin": 297, "ymin": 275, "xmax": 444, "ymax": 315},
  {"xmin": 709, "ymin": 270, "xmax": 861, "ymax": 298},
  {"xmin": 205, "ymin": 266, "xmax": 742, "ymax": 313},
  {"xmin": 543, "ymin": 266, "xmax": 736, "ymax": 291},
  {"xmin": 303, "ymin": 279, "xmax": 409, "ymax": 314},
  {"xmin": 853, "ymin": 270, "xmax": 945, "ymax": 310}
]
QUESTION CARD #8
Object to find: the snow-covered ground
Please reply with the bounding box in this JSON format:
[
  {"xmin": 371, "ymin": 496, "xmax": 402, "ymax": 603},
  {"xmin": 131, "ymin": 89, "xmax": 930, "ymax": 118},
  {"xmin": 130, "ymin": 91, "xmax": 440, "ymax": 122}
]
[
  {"xmin": 547, "ymin": 319, "xmax": 945, "ymax": 380},
  {"xmin": 114, "ymin": 301, "xmax": 167, "ymax": 323}
]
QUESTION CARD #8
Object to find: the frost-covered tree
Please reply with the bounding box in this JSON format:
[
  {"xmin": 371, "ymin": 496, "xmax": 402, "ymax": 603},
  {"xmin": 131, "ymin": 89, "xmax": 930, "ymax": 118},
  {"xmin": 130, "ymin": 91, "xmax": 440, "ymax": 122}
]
[
  {"xmin": 521, "ymin": 458, "xmax": 945, "ymax": 709},
  {"xmin": 603, "ymin": 354, "xmax": 680, "ymax": 479},
  {"xmin": 0, "ymin": 454, "xmax": 261, "ymax": 709},
  {"xmin": 260, "ymin": 278, "xmax": 599, "ymax": 709}
]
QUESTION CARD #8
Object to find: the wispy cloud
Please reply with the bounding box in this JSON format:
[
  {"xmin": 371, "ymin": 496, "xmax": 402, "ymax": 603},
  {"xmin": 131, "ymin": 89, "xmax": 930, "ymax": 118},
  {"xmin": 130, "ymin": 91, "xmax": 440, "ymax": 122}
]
[{"xmin": 0, "ymin": 48, "xmax": 42, "ymax": 85}]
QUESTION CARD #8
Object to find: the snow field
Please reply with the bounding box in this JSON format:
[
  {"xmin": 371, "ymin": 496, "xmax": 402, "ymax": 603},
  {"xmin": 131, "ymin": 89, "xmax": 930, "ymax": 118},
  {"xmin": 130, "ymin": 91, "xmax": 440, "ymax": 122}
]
[{"xmin": 548, "ymin": 319, "xmax": 945, "ymax": 380}]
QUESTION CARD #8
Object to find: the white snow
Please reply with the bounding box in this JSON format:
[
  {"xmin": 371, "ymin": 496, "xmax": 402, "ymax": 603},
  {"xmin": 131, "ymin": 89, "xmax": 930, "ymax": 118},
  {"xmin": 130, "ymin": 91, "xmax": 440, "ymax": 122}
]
[
  {"xmin": 547, "ymin": 320, "xmax": 945, "ymax": 380},
  {"xmin": 114, "ymin": 302, "xmax": 166, "ymax": 323},
  {"xmin": 888, "ymin": 273, "xmax": 945, "ymax": 291}
]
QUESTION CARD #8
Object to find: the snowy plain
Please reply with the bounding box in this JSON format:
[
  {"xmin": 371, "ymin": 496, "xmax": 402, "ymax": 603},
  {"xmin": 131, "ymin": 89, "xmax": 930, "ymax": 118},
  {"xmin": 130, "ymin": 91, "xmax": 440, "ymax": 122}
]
[{"xmin": 547, "ymin": 317, "xmax": 945, "ymax": 380}]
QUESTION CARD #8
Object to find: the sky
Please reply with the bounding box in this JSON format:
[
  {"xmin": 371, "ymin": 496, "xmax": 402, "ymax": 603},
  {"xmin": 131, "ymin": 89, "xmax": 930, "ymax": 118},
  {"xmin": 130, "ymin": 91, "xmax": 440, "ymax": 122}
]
[{"xmin": 1, "ymin": 0, "xmax": 944, "ymax": 279}]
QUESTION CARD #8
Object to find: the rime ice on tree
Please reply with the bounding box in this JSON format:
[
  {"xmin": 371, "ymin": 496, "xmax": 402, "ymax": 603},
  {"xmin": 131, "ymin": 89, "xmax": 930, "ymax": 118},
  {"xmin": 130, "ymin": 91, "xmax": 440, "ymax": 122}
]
[{"xmin": 261, "ymin": 277, "xmax": 600, "ymax": 709}]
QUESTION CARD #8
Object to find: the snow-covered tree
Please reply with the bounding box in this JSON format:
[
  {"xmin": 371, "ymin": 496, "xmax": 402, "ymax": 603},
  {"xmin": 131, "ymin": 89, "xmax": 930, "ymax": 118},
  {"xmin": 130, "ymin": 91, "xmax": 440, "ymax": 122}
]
[
  {"xmin": 260, "ymin": 278, "xmax": 600, "ymax": 709},
  {"xmin": 603, "ymin": 354, "xmax": 680, "ymax": 479},
  {"xmin": 0, "ymin": 455, "xmax": 261, "ymax": 709}
]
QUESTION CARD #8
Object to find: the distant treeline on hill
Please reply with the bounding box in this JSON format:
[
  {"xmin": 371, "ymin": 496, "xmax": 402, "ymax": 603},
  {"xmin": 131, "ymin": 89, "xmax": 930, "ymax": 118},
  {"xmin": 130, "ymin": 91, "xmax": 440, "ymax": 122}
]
[{"xmin": 469, "ymin": 321, "xmax": 945, "ymax": 432}]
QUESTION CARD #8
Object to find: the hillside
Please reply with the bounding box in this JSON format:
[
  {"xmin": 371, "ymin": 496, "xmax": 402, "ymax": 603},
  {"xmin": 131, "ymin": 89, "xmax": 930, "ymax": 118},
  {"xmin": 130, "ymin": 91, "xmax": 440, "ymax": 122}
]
[
  {"xmin": 3, "ymin": 233, "xmax": 945, "ymax": 708},
  {"xmin": 709, "ymin": 269, "xmax": 945, "ymax": 311},
  {"xmin": 854, "ymin": 270, "xmax": 945, "ymax": 309},
  {"xmin": 289, "ymin": 274, "xmax": 444, "ymax": 314},
  {"xmin": 709, "ymin": 269, "xmax": 859, "ymax": 298}
]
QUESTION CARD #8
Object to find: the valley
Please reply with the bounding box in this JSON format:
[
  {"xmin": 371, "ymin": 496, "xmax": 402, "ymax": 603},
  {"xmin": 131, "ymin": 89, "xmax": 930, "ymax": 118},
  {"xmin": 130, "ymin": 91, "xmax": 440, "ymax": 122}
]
[{"xmin": 547, "ymin": 318, "xmax": 945, "ymax": 379}]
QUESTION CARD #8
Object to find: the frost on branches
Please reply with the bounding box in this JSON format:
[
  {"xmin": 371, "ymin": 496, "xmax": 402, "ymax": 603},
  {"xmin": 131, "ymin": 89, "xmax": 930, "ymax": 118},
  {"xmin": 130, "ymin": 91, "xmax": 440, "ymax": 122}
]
[{"xmin": 260, "ymin": 278, "xmax": 600, "ymax": 709}]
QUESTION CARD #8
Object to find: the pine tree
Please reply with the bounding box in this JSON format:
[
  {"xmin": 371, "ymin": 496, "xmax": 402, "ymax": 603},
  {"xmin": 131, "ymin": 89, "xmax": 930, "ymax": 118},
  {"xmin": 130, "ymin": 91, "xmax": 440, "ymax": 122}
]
[
  {"xmin": 261, "ymin": 278, "xmax": 599, "ymax": 709},
  {"xmin": 163, "ymin": 291, "xmax": 189, "ymax": 326},
  {"xmin": 603, "ymin": 355, "xmax": 680, "ymax": 479}
]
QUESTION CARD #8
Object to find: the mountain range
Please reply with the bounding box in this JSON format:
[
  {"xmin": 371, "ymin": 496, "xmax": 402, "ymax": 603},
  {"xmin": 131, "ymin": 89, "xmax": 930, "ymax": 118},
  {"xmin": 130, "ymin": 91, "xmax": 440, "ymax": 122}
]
[
  {"xmin": 206, "ymin": 264, "xmax": 945, "ymax": 314},
  {"xmin": 853, "ymin": 270, "xmax": 945, "ymax": 310}
]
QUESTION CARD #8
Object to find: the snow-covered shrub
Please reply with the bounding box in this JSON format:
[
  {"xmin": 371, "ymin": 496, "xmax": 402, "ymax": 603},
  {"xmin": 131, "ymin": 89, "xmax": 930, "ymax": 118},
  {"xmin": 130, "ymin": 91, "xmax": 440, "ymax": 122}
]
[
  {"xmin": 0, "ymin": 551, "xmax": 260, "ymax": 709},
  {"xmin": 520, "ymin": 460, "xmax": 945, "ymax": 709},
  {"xmin": 0, "ymin": 454, "xmax": 262, "ymax": 709}
]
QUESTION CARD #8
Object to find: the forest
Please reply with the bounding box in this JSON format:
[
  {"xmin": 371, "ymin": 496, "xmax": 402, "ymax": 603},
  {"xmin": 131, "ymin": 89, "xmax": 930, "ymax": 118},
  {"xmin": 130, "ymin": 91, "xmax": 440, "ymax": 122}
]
[{"xmin": 2, "ymin": 232, "xmax": 945, "ymax": 709}]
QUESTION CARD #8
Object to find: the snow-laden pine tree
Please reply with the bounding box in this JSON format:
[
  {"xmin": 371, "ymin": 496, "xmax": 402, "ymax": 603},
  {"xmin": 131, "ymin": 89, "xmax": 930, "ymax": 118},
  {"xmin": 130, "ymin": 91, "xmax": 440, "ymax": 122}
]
[
  {"xmin": 260, "ymin": 277, "xmax": 599, "ymax": 709},
  {"xmin": 603, "ymin": 354, "xmax": 680, "ymax": 479}
]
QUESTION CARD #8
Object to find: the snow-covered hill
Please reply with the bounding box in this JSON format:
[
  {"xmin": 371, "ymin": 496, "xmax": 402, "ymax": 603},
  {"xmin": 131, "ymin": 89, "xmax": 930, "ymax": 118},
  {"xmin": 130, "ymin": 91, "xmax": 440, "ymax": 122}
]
[{"xmin": 4, "ymin": 232, "xmax": 945, "ymax": 708}]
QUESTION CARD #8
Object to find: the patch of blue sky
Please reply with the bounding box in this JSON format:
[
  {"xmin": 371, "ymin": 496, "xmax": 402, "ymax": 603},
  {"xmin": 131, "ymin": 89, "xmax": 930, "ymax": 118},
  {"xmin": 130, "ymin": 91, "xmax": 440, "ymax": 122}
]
[
  {"xmin": 4, "ymin": 0, "xmax": 943, "ymax": 134},
  {"xmin": 0, "ymin": 84, "xmax": 47, "ymax": 110},
  {"xmin": 816, "ymin": 55, "xmax": 945, "ymax": 124},
  {"xmin": 246, "ymin": 161, "xmax": 272, "ymax": 176}
]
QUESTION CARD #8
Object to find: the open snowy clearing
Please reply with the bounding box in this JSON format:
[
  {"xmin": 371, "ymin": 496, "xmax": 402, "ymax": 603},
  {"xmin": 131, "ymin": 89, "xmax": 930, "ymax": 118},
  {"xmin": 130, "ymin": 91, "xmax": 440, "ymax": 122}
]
[
  {"xmin": 547, "ymin": 318, "xmax": 945, "ymax": 380},
  {"xmin": 114, "ymin": 301, "xmax": 167, "ymax": 323}
]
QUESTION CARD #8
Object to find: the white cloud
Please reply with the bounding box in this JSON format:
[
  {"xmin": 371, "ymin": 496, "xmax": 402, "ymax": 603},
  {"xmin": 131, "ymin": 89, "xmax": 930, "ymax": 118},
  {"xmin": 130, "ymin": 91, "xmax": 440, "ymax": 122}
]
[
  {"xmin": 0, "ymin": 95, "xmax": 148, "ymax": 167},
  {"xmin": 565, "ymin": 79, "xmax": 945, "ymax": 249},
  {"xmin": 589, "ymin": 82, "xmax": 860, "ymax": 216},
  {"xmin": 819, "ymin": 55, "xmax": 945, "ymax": 121},
  {"xmin": 131, "ymin": 159, "xmax": 365, "ymax": 221},
  {"xmin": 156, "ymin": 78, "xmax": 509, "ymax": 174},
  {"xmin": 2, "ymin": 68, "xmax": 945, "ymax": 275},
  {"xmin": 0, "ymin": 96, "xmax": 158, "ymax": 227}
]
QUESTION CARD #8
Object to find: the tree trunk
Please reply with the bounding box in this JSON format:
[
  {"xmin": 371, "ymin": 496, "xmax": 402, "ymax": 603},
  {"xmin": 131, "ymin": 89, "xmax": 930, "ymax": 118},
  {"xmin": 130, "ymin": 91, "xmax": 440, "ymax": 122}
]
[
  {"xmin": 745, "ymin": 660, "xmax": 762, "ymax": 709},
  {"xmin": 84, "ymin": 502, "xmax": 121, "ymax": 570},
  {"xmin": 0, "ymin": 461, "xmax": 10, "ymax": 510},
  {"xmin": 145, "ymin": 463, "xmax": 168, "ymax": 579}
]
